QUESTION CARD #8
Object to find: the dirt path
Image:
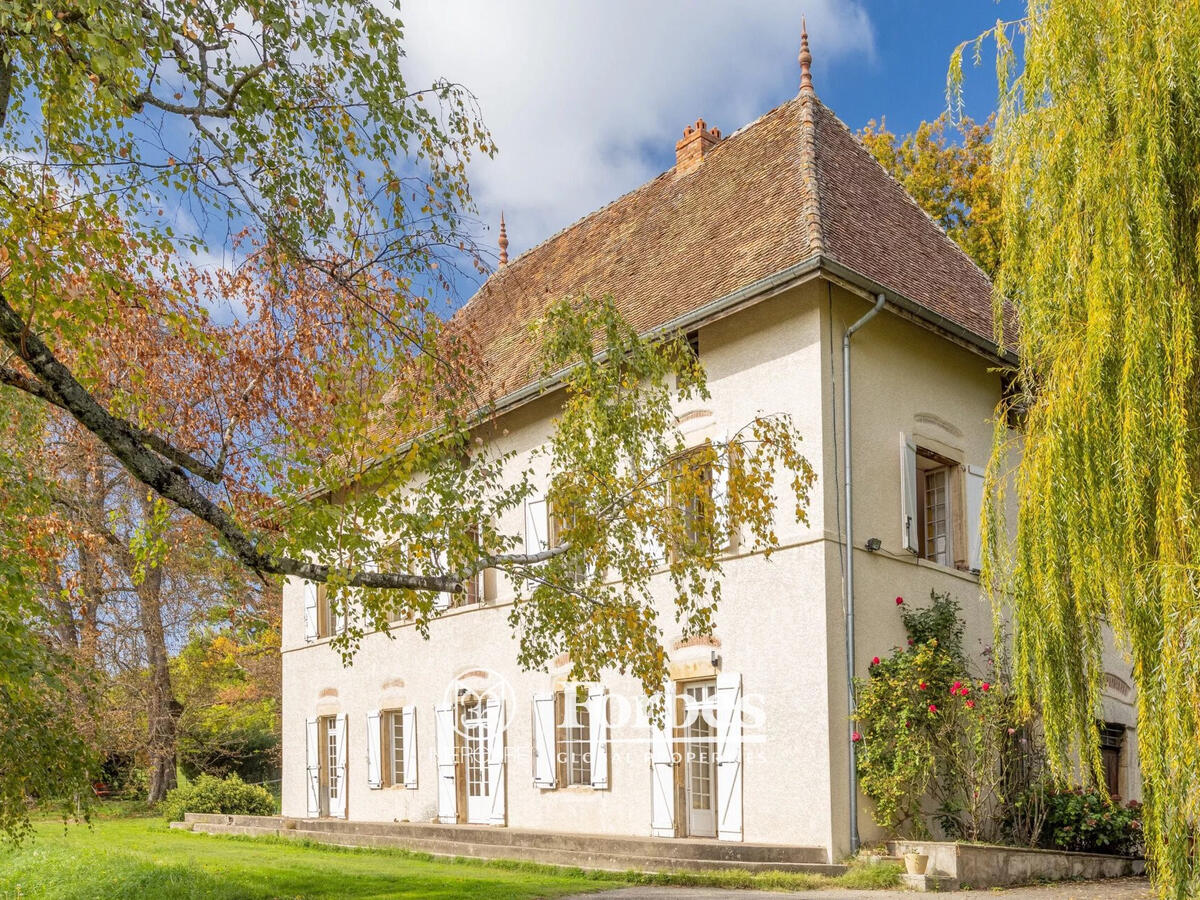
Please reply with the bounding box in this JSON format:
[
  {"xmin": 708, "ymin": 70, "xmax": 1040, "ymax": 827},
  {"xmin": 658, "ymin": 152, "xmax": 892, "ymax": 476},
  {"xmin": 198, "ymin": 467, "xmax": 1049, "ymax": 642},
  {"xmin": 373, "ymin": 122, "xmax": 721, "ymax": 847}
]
[{"xmin": 564, "ymin": 876, "xmax": 1152, "ymax": 900}]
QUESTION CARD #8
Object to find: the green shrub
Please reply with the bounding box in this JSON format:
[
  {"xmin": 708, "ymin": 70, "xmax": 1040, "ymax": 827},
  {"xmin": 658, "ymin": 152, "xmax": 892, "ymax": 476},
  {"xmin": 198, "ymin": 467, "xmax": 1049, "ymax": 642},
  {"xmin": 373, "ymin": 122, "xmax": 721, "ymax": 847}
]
[
  {"xmin": 161, "ymin": 773, "xmax": 275, "ymax": 822},
  {"xmin": 1043, "ymin": 788, "xmax": 1143, "ymax": 856},
  {"xmin": 855, "ymin": 590, "xmax": 1042, "ymax": 844}
]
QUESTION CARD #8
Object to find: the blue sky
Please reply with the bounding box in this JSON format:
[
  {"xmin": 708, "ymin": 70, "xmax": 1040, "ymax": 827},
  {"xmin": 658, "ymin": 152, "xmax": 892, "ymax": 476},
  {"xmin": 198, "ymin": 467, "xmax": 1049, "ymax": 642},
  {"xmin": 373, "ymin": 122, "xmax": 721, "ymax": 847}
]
[{"xmin": 402, "ymin": 0, "xmax": 1023, "ymax": 298}]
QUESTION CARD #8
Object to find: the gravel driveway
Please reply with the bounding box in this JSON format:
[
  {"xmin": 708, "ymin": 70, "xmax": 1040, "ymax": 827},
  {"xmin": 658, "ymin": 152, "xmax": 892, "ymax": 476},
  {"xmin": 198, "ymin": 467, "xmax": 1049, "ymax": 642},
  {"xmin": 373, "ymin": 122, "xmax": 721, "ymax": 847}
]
[{"xmin": 563, "ymin": 876, "xmax": 1152, "ymax": 900}]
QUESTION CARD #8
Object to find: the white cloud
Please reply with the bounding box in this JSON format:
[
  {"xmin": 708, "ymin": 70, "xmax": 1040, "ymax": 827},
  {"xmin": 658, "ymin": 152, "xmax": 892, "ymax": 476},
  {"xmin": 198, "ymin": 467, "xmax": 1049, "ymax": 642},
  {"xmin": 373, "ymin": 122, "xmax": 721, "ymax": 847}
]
[{"xmin": 400, "ymin": 1, "xmax": 875, "ymax": 267}]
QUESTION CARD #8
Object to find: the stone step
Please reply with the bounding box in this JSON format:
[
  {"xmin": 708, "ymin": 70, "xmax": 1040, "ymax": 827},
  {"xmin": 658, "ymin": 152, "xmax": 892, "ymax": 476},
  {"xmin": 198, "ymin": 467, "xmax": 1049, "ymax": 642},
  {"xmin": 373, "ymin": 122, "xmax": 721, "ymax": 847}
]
[
  {"xmin": 182, "ymin": 818, "xmax": 845, "ymax": 877},
  {"xmin": 295, "ymin": 819, "xmax": 826, "ymax": 864},
  {"xmin": 181, "ymin": 813, "xmax": 828, "ymax": 864}
]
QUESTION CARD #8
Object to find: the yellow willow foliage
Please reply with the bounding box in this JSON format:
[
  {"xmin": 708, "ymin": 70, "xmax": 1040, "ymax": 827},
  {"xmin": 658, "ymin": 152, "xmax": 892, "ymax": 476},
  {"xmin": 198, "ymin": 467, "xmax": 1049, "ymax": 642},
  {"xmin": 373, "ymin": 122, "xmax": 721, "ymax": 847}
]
[{"xmin": 970, "ymin": 2, "xmax": 1200, "ymax": 895}]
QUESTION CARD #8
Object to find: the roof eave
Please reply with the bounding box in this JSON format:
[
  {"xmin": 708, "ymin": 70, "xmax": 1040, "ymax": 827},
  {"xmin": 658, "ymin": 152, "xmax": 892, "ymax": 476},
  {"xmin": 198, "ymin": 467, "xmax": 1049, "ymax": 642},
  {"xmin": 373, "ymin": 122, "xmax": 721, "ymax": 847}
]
[
  {"xmin": 818, "ymin": 257, "xmax": 1016, "ymax": 367},
  {"xmin": 344, "ymin": 254, "xmax": 1011, "ymax": 488}
]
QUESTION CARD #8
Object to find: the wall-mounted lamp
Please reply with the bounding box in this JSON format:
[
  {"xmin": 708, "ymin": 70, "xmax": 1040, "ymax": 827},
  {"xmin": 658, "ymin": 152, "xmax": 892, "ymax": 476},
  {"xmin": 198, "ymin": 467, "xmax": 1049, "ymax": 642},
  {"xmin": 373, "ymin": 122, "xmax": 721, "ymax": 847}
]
[
  {"xmin": 710, "ymin": 650, "xmax": 722, "ymax": 670},
  {"xmin": 864, "ymin": 537, "xmax": 882, "ymax": 552}
]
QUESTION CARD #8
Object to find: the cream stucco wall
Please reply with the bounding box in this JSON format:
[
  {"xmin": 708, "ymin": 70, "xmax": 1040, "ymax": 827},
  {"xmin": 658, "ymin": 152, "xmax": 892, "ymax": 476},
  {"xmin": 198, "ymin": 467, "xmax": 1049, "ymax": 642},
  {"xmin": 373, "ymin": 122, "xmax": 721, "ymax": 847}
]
[
  {"xmin": 280, "ymin": 275, "xmax": 1141, "ymax": 861},
  {"xmin": 818, "ymin": 286, "xmax": 1141, "ymax": 853},
  {"xmin": 283, "ymin": 281, "xmax": 845, "ymax": 851}
]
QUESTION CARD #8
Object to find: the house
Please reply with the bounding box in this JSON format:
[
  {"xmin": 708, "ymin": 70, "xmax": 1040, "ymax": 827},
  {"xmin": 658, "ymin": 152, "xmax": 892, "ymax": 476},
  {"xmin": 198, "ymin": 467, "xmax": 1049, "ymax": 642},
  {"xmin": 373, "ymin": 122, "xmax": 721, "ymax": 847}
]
[{"xmin": 279, "ymin": 32, "xmax": 1141, "ymax": 863}]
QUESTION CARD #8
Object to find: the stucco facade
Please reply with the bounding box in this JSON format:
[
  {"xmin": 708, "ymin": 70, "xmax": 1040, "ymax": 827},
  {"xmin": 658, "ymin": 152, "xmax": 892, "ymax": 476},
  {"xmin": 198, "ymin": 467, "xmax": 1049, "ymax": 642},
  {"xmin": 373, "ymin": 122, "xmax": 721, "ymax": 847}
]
[
  {"xmin": 280, "ymin": 277, "xmax": 1142, "ymax": 861},
  {"xmin": 278, "ymin": 56, "xmax": 1142, "ymax": 860}
]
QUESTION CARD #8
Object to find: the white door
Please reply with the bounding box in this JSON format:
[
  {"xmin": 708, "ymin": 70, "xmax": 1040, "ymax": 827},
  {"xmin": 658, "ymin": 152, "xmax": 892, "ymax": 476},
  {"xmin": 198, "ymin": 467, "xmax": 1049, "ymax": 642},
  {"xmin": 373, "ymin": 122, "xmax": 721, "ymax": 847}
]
[
  {"xmin": 650, "ymin": 683, "xmax": 677, "ymax": 837},
  {"xmin": 683, "ymin": 681, "xmax": 717, "ymax": 838},
  {"xmin": 435, "ymin": 704, "xmax": 458, "ymax": 823},
  {"xmin": 463, "ymin": 704, "xmax": 491, "ymax": 824},
  {"xmin": 327, "ymin": 714, "xmax": 348, "ymax": 819},
  {"xmin": 305, "ymin": 717, "xmax": 321, "ymax": 817}
]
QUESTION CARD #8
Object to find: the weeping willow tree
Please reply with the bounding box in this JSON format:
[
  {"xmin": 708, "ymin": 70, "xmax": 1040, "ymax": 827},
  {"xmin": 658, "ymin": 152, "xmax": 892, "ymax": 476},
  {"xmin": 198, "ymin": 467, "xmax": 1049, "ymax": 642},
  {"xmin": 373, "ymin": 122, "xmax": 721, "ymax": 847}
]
[{"xmin": 960, "ymin": 3, "xmax": 1200, "ymax": 895}]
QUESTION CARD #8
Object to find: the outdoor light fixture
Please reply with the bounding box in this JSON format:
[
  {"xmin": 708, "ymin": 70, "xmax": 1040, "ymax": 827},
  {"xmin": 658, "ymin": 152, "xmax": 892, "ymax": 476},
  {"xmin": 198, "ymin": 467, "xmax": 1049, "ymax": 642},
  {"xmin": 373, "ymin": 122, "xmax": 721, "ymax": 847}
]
[
  {"xmin": 710, "ymin": 650, "xmax": 722, "ymax": 670},
  {"xmin": 865, "ymin": 537, "xmax": 882, "ymax": 552}
]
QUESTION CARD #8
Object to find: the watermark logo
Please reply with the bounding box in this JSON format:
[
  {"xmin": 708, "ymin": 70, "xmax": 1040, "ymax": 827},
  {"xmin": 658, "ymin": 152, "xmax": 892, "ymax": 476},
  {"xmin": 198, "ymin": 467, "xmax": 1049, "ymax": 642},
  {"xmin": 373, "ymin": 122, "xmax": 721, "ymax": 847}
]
[
  {"xmin": 437, "ymin": 672, "xmax": 767, "ymax": 746},
  {"xmin": 441, "ymin": 667, "xmax": 517, "ymax": 738}
]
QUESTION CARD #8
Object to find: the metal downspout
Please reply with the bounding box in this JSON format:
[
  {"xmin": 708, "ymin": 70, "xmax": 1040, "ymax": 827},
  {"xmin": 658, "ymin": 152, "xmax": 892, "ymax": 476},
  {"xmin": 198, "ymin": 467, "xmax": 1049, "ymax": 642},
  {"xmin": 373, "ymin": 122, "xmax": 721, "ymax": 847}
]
[{"xmin": 843, "ymin": 292, "xmax": 885, "ymax": 855}]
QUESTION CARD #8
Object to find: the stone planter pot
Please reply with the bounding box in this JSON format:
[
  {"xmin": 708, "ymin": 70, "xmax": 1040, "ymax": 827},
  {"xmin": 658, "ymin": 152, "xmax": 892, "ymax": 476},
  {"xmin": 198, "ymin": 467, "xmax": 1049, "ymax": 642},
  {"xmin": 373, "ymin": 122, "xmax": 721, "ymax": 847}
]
[{"xmin": 904, "ymin": 852, "xmax": 930, "ymax": 875}]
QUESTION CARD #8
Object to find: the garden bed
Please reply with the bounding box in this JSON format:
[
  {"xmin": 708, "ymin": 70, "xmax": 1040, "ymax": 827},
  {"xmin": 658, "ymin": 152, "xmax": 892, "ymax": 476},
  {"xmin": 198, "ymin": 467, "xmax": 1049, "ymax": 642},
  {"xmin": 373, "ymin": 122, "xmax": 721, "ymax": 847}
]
[{"xmin": 888, "ymin": 840, "xmax": 1145, "ymax": 890}]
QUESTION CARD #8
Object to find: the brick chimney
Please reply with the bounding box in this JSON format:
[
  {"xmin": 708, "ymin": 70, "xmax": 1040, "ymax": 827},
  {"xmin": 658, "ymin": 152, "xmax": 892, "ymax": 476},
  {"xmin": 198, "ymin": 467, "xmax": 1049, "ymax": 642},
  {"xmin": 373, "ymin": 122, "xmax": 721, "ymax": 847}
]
[{"xmin": 674, "ymin": 119, "xmax": 722, "ymax": 175}]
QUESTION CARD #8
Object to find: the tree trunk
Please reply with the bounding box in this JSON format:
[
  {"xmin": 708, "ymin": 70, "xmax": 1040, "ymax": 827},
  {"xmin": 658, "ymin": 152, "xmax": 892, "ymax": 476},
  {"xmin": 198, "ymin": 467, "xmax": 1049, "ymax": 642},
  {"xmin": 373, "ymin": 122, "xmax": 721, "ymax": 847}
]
[{"xmin": 137, "ymin": 562, "xmax": 179, "ymax": 803}]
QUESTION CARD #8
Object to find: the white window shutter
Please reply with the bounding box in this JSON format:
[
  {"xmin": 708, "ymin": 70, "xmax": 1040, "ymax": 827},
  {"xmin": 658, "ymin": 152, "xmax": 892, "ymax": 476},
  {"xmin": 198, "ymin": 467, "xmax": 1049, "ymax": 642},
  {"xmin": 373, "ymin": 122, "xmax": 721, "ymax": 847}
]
[
  {"xmin": 901, "ymin": 434, "xmax": 919, "ymax": 554},
  {"xmin": 485, "ymin": 698, "xmax": 506, "ymax": 825},
  {"xmin": 330, "ymin": 590, "xmax": 348, "ymax": 636},
  {"xmin": 639, "ymin": 438, "xmax": 666, "ymax": 564},
  {"xmin": 331, "ymin": 714, "xmax": 348, "ymax": 818},
  {"xmin": 435, "ymin": 704, "xmax": 457, "ymax": 823},
  {"xmin": 525, "ymin": 498, "xmax": 549, "ymax": 556},
  {"xmin": 305, "ymin": 717, "xmax": 321, "ymax": 817},
  {"xmin": 402, "ymin": 706, "xmax": 418, "ymax": 789},
  {"xmin": 650, "ymin": 684, "xmax": 676, "ymax": 837},
  {"xmin": 365, "ymin": 710, "xmax": 382, "ymax": 789},
  {"xmin": 716, "ymin": 672, "xmax": 744, "ymax": 841},
  {"xmin": 588, "ymin": 686, "xmax": 609, "ymax": 790},
  {"xmin": 429, "ymin": 533, "xmax": 451, "ymax": 611},
  {"xmin": 303, "ymin": 583, "xmax": 318, "ymax": 642},
  {"xmin": 531, "ymin": 693, "xmax": 558, "ymax": 788},
  {"xmin": 711, "ymin": 433, "xmax": 731, "ymax": 550},
  {"xmin": 965, "ymin": 464, "xmax": 986, "ymax": 572}
]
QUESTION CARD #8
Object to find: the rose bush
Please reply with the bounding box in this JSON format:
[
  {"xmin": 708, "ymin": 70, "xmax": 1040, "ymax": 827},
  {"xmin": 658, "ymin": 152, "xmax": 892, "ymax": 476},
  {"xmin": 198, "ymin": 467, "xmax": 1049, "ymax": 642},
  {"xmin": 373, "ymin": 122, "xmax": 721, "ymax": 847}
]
[{"xmin": 855, "ymin": 591, "xmax": 1047, "ymax": 843}]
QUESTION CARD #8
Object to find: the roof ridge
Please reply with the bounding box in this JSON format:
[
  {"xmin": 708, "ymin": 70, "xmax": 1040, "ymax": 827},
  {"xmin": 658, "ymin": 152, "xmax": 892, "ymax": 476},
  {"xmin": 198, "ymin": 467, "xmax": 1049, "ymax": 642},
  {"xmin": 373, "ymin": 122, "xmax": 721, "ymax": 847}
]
[
  {"xmin": 797, "ymin": 91, "xmax": 825, "ymax": 255},
  {"xmin": 812, "ymin": 98, "xmax": 994, "ymax": 288}
]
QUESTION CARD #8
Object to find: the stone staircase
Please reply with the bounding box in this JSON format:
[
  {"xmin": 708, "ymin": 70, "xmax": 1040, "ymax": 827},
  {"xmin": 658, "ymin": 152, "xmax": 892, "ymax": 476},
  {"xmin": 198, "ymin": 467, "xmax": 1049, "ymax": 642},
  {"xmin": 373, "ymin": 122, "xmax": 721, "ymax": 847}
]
[{"xmin": 172, "ymin": 814, "xmax": 845, "ymax": 876}]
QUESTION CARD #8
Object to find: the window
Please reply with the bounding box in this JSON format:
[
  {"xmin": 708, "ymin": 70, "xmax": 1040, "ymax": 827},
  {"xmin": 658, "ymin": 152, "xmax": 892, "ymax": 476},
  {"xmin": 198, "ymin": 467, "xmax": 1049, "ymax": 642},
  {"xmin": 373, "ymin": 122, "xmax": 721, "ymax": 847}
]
[
  {"xmin": 549, "ymin": 510, "xmax": 589, "ymax": 584},
  {"xmin": 317, "ymin": 585, "xmax": 346, "ymax": 639},
  {"xmin": 532, "ymin": 688, "xmax": 608, "ymax": 790},
  {"xmin": 385, "ymin": 710, "xmax": 406, "ymax": 786},
  {"xmin": 902, "ymin": 435, "xmax": 986, "ymax": 572},
  {"xmin": 912, "ymin": 446, "xmax": 958, "ymax": 566},
  {"xmin": 670, "ymin": 445, "xmax": 717, "ymax": 559},
  {"xmin": 451, "ymin": 526, "xmax": 484, "ymax": 608},
  {"xmin": 922, "ymin": 465, "xmax": 951, "ymax": 565},
  {"xmin": 322, "ymin": 715, "xmax": 340, "ymax": 803},
  {"xmin": 563, "ymin": 694, "xmax": 591, "ymax": 787},
  {"xmin": 1099, "ymin": 722, "xmax": 1126, "ymax": 798}
]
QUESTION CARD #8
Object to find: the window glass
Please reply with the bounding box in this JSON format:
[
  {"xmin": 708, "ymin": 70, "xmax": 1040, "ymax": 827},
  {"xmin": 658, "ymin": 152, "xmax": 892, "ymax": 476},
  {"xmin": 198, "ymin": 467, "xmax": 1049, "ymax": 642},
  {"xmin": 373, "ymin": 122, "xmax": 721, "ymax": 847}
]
[
  {"xmin": 923, "ymin": 466, "xmax": 950, "ymax": 565},
  {"xmin": 563, "ymin": 698, "xmax": 591, "ymax": 786},
  {"xmin": 387, "ymin": 710, "xmax": 405, "ymax": 785}
]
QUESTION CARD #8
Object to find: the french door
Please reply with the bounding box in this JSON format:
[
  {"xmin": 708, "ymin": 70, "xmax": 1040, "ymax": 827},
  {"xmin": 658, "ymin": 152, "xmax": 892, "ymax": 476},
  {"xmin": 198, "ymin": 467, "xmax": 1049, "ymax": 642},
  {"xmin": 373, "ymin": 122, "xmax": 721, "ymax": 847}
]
[
  {"xmin": 462, "ymin": 705, "xmax": 491, "ymax": 824},
  {"xmin": 683, "ymin": 681, "xmax": 717, "ymax": 838}
]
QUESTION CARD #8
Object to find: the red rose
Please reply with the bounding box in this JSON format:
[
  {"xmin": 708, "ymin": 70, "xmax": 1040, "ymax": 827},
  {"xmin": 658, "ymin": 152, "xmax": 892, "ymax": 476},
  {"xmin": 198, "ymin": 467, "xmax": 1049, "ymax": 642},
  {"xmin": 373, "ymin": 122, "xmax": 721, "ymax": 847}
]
[
  {"xmin": 952, "ymin": 681, "xmax": 963, "ymax": 694},
  {"xmin": 928, "ymin": 704, "xmax": 938, "ymax": 713},
  {"xmin": 895, "ymin": 596, "xmax": 904, "ymax": 605},
  {"xmin": 871, "ymin": 656, "xmax": 880, "ymax": 666},
  {"xmin": 918, "ymin": 680, "xmax": 927, "ymax": 690},
  {"xmin": 981, "ymin": 682, "xmax": 991, "ymax": 692},
  {"xmin": 852, "ymin": 731, "xmax": 862, "ymax": 743},
  {"xmin": 966, "ymin": 699, "xmax": 975, "ymax": 709},
  {"xmin": 907, "ymin": 638, "xmax": 914, "ymax": 646}
]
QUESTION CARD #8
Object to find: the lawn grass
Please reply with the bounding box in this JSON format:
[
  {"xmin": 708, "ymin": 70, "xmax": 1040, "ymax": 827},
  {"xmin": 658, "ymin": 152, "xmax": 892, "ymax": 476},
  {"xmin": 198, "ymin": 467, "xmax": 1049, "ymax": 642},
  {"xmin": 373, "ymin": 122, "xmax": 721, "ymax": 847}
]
[{"xmin": 0, "ymin": 814, "xmax": 904, "ymax": 898}]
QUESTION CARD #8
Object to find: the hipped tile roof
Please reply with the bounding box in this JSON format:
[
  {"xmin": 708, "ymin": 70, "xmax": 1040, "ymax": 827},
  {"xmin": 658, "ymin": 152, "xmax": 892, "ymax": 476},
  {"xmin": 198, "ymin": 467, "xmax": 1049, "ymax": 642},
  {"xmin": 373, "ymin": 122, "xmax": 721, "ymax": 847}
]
[{"xmin": 452, "ymin": 91, "xmax": 997, "ymax": 404}]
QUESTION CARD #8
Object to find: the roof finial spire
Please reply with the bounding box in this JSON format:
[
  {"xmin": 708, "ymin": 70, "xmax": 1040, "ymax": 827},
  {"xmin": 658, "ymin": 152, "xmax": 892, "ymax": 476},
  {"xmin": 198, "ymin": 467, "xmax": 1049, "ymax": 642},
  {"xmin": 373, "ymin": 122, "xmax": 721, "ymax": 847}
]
[
  {"xmin": 798, "ymin": 18, "xmax": 814, "ymax": 95},
  {"xmin": 498, "ymin": 211, "xmax": 509, "ymax": 266}
]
